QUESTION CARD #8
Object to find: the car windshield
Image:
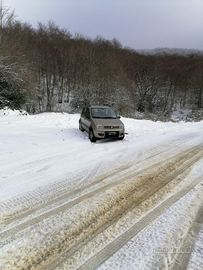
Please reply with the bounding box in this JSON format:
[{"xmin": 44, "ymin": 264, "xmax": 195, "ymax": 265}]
[{"xmin": 91, "ymin": 108, "xmax": 117, "ymax": 119}]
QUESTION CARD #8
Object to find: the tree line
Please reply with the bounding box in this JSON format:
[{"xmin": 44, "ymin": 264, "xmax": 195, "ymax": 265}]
[{"xmin": 0, "ymin": 5, "xmax": 203, "ymax": 120}]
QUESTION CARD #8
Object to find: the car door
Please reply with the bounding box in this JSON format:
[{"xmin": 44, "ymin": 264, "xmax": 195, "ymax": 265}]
[
  {"xmin": 81, "ymin": 107, "xmax": 91, "ymax": 132},
  {"xmin": 84, "ymin": 107, "xmax": 91, "ymax": 131}
]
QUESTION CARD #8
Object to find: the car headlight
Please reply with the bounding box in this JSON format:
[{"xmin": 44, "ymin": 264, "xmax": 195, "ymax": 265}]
[
  {"xmin": 96, "ymin": 124, "xmax": 103, "ymax": 129},
  {"xmin": 119, "ymin": 124, "xmax": 124, "ymax": 129}
]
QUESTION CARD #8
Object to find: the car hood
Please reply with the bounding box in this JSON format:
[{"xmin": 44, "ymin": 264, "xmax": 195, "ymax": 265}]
[{"xmin": 92, "ymin": 118, "xmax": 124, "ymax": 126}]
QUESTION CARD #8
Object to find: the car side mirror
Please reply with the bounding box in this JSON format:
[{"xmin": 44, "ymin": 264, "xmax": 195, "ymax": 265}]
[{"xmin": 117, "ymin": 115, "xmax": 121, "ymax": 119}]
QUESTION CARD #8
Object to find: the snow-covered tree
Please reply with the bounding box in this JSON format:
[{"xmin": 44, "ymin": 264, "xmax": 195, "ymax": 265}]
[{"xmin": 0, "ymin": 56, "xmax": 26, "ymax": 109}]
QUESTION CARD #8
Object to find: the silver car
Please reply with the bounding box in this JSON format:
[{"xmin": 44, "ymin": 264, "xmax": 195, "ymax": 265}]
[{"xmin": 79, "ymin": 105, "xmax": 125, "ymax": 142}]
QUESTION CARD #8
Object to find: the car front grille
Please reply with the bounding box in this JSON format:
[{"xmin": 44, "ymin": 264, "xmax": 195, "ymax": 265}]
[{"xmin": 104, "ymin": 126, "xmax": 119, "ymax": 129}]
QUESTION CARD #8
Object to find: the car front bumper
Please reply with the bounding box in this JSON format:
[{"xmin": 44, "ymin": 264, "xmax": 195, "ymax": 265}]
[{"xmin": 94, "ymin": 129, "xmax": 125, "ymax": 139}]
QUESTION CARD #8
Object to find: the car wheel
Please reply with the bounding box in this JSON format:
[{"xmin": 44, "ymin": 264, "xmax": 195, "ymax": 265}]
[
  {"xmin": 79, "ymin": 121, "xmax": 84, "ymax": 132},
  {"xmin": 89, "ymin": 129, "xmax": 96, "ymax": 142}
]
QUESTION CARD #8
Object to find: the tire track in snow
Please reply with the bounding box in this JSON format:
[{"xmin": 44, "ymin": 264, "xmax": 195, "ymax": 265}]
[
  {"xmin": 0, "ymin": 161, "xmax": 102, "ymax": 225},
  {"xmin": 0, "ymin": 144, "xmax": 200, "ymax": 242},
  {"xmin": 171, "ymin": 205, "xmax": 203, "ymax": 270},
  {"xmin": 76, "ymin": 178, "xmax": 203, "ymax": 270},
  {"xmin": 1, "ymin": 145, "xmax": 202, "ymax": 270},
  {"xmin": 42, "ymin": 146, "xmax": 203, "ymax": 270},
  {"xmin": 0, "ymin": 136, "xmax": 194, "ymax": 227}
]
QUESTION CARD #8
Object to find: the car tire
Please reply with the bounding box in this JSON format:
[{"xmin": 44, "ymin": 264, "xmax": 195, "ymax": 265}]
[
  {"xmin": 89, "ymin": 129, "xmax": 96, "ymax": 142},
  {"xmin": 79, "ymin": 121, "xmax": 84, "ymax": 132}
]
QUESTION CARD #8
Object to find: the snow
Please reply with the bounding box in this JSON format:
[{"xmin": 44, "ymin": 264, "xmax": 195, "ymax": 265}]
[
  {"xmin": 0, "ymin": 107, "xmax": 203, "ymax": 269},
  {"xmin": 0, "ymin": 108, "xmax": 200, "ymax": 201}
]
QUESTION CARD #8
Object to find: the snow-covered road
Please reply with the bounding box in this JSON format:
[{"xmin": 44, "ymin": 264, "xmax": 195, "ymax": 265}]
[{"xmin": 0, "ymin": 109, "xmax": 203, "ymax": 269}]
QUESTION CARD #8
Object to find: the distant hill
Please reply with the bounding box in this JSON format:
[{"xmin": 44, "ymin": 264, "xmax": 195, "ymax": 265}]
[{"xmin": 137, "ymin": 48, "xmax": 203, "ymax": 56}]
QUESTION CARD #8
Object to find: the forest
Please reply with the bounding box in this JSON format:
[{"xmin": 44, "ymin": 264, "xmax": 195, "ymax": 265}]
[{"xmin": 0, "ymin": 5, "xmax": 203, "ymax": 121}]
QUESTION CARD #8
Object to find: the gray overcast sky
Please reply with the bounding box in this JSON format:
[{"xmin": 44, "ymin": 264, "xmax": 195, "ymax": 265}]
[{"xmin": 5, "ymin": 0, "xmax": 203, "ymax": 50}]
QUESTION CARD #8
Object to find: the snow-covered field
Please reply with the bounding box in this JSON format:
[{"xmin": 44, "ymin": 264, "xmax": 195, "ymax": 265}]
[{"xmin": 0, "ymin": 108, "xmax": 203, "ymax": 269}]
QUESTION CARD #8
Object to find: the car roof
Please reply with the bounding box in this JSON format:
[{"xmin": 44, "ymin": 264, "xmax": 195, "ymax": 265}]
[{"xmin": 89, "ymin": 105, "xmax": 110, "ymax": 108}]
